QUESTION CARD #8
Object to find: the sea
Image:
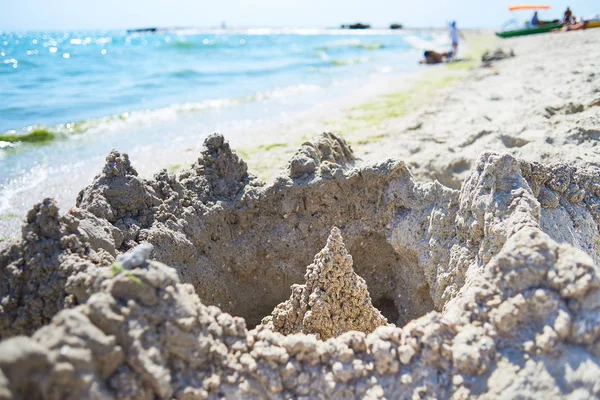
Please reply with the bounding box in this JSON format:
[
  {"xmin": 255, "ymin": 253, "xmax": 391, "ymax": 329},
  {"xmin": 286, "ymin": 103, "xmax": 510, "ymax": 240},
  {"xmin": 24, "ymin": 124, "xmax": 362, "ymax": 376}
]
[{"xmin": 0, "ymin": 28, "xmax": 449, "ymax": 239}]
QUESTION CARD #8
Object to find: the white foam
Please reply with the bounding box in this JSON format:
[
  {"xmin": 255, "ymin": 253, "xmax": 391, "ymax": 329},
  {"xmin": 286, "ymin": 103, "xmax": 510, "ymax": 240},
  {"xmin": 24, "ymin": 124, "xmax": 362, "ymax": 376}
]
[
  {"xmin": 403, "ymin": 32, "xmax": 450, "ymax": 51},
  {"xmin": 0, "ymin": 164, "xmax": 49, "ymax": 214},
  {"xmin": 25, "ymin": 83, "xmax": 325, "ymax": 137}
]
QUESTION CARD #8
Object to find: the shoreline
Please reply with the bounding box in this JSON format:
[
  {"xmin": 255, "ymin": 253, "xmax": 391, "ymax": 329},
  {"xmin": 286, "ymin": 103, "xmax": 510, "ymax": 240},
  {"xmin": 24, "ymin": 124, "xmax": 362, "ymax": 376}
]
[
  {"xmin": 237, "ymin": 28, "xmax": 600, "ymax": 190},
  {"xmin": 0, "ymin": 31, "xmax": 440, "ymax": 240},
  {"xmin": 0, "ymin": 68, "xmax": 431, "ymax": 240},
  {"xmin": 236, "ymin": 30, "xmax": 497, "ymax": 181}
]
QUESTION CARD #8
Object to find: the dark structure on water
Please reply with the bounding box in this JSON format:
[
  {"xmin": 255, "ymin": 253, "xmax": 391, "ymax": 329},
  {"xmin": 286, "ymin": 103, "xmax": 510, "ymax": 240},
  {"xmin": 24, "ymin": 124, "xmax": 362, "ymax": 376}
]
[{"xmin": 341, "ymin": 23, "xmax": 371, "ymax": 29}]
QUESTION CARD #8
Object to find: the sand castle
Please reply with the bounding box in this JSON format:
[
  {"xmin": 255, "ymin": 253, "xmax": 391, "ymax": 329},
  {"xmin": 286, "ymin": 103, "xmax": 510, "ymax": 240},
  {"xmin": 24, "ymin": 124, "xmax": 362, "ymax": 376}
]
[
  {"xmin": 1, "ymin": 131, "xmax": 599, "ymax": 399},
  {"xmin": 262, "ymin": 227, "xmax": 388, "ymax": 339}
]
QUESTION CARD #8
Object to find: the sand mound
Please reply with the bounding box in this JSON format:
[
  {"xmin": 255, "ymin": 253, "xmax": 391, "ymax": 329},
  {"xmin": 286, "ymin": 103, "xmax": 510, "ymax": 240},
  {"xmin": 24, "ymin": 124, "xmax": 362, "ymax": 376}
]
[
  {"xmin": 262, "ymin": 227, "xmax": 388, "ymax": 339},
  {"xmin": 1, "ymin": 132, "xmax": 600, "ymax": 398},
  {"xmin": 481, "ymin": 48, "xmax": 515, "ymax": 63}
]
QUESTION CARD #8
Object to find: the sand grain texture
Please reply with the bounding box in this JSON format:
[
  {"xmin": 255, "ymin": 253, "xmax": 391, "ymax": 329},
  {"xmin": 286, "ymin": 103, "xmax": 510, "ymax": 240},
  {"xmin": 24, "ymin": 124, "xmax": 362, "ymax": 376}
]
[{"xmin": 262, "ymin": 227, "xmax": 388, "ymax": 340}]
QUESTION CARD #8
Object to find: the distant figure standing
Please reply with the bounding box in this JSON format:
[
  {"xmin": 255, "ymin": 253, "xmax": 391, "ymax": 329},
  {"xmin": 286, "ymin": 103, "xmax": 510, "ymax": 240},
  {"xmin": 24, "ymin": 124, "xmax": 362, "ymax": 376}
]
[
  {"xmin": 563, "ymin": 7, "xmax": 574, "ymax": 24},
  {"xmin": 448, "ymin": 21, "xmax": 463, "ymax": 60},
  {"xmin": 531, "ymin": 11, "xmax": 541, "ymax": 26}
]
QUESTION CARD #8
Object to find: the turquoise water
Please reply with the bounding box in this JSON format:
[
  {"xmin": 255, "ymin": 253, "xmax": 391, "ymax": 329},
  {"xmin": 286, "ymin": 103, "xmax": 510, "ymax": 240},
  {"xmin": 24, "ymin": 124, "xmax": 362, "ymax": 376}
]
[
  {"xmin": 0, "ymin": 28, "xmax": 447, "ymax": 238},
  {"xmin": 0, "ymin": 29, "xmax": 442, "ymax": 132}
]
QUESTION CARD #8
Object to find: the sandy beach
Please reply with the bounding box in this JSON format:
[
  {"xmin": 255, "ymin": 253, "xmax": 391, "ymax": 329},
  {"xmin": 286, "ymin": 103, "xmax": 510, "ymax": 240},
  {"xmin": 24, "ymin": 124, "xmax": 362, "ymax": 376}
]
[
  {"xmin": 238, "ymin": 29, "xmax": 599, "ymax": 186},
  {"xmin": 1, "ymin": 28, "xmax": 600, "ymax": 399},
  {"xmin": 361, "ymin": 29, "xmax": 600, "ymax": 187}
]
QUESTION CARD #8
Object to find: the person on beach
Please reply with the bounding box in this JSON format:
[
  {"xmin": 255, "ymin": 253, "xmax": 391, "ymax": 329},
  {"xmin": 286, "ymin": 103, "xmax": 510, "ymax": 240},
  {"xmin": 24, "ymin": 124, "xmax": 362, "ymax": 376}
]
[
  {"xmin": 563, "ymin": 7, "xmax": 575, "ymax": 24},
  {"xmin": 555, "ymin": 20, "xmax": 588, "ymax": 32},
  {"xmin": 420, "ymin": 50, "xmax": 451, "ymax": 64},
  {"xmin": 448, "ymin": 21, "xmax": 463, "ymax": 60},
  {"xmin": 531, "ymin": 11, "xmax": 541, "ymax": 26}
]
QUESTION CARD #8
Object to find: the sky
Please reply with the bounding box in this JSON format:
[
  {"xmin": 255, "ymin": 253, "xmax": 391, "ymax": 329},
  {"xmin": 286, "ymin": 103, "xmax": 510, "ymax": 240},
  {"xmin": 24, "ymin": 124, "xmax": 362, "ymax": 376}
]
[{"xmin": 2, "ymin": 0, "xmax": 598, "ymax": 31}]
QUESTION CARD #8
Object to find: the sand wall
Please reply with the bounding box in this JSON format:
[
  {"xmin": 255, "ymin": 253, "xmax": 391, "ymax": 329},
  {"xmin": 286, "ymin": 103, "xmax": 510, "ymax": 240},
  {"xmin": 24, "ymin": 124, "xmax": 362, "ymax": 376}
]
[{"xmin": 1, "ymin": 131, "xmax": 599, "ymax": 399}]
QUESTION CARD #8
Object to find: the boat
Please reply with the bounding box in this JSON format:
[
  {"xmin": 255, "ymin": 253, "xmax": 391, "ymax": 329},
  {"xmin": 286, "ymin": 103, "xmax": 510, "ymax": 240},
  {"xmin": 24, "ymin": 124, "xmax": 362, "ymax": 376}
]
[
  {"xmin": 496, "ymin": 5, "xmax": 562, "ymax": 38},
  {"xmin": 340, "ymin": 23, "xmax": 371, "ymax": 30},
  {"xmin": 496, "ymin": 22, "xmax": 562, "ymax": 38},
  {"xmin": 587, "ymin": 20, "xmax": 600, "ymax": 29},
  {"xmin": 126, "ymin": 27, "xmax": 158, "ymax": 34}
]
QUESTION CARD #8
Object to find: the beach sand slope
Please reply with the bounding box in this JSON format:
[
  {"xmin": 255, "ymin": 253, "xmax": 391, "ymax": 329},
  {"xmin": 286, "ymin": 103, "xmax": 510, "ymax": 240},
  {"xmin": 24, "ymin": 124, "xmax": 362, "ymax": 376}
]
[{"xmin": 360, "ymin": 30, "xmax": 600, "ymax": 189}]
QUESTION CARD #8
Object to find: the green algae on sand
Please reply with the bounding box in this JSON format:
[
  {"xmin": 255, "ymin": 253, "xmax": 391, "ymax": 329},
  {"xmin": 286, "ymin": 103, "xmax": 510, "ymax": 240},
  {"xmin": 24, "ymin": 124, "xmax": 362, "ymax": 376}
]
[
  {"xmin": 0, "ymin": 214, "xmax": 20, "ymax": 221},
  {"xmin": 337, "ymin": 74, "xmax": 461, "ymax": 135},
  {"xmin": 166, "ymin": 163, "xmax": 184, "ymax": 174},
  {"xmin": 258, "ymin": 143, "xmax": 287, "ymax": 151}
]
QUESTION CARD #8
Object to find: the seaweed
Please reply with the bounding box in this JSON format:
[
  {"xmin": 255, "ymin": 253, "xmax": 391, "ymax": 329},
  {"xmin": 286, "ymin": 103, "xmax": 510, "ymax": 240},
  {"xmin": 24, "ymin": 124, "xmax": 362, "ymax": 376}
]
[{"xmin": 0, "ymin": 129, "xmax": 55, "ymax": 144}]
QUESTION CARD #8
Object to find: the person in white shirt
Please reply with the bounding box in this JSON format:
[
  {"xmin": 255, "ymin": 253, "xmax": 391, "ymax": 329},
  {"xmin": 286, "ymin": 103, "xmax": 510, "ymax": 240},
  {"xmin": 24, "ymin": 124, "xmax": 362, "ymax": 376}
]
[{"xmin": 448, "ymin": 21, "xmax": 464, "ymax": 60}]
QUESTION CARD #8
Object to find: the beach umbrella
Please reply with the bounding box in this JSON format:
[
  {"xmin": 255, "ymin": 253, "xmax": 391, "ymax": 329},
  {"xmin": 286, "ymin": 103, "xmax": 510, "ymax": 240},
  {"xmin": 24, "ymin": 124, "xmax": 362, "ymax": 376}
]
[{"xmin": 508, "ymin": 5, "xmax": 551, "ymax": 11}]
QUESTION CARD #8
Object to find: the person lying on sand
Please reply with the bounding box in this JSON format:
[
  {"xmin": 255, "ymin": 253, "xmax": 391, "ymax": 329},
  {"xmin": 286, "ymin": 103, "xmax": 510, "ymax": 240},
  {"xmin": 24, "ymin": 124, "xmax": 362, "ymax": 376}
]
[
  {"xmin": 420, "ymin": 50, "xmax": 451, "ymax": 64},
  {"xmin": 555, "ymin": 21, "xmax": 588, "ymax": 32}
]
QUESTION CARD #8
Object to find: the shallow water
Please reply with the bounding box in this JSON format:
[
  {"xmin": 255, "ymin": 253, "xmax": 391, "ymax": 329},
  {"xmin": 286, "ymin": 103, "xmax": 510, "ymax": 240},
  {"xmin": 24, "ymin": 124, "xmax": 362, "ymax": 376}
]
[{"xmin": 0, "ymin": 28, "xmax": 449, "ymax": 239}]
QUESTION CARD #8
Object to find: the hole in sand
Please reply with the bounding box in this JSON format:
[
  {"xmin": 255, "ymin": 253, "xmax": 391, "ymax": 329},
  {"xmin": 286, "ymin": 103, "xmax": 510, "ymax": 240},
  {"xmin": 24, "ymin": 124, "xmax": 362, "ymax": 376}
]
[
  {"xmin": 349, "ymin": 232, "xmax": 435, "ymax": 327},
  {"xmin": 373, "ymin": 296, "xmax": 400, "ymax": 324},
  {"xmin": 189, "ymin": 229, "xmax": 436, "ymax": 332}
]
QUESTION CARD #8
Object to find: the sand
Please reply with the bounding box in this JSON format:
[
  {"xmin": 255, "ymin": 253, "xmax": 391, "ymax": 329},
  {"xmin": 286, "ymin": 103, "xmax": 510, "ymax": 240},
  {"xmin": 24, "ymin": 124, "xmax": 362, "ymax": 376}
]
[
  {"xmin": 360, "ymin": 30, "xmax": 600, "ymax": 187},
  {"xmin": 238, "ymin": 29, "xmax": 599, "ymax": 186},
  {"xmin": 1, "ymin": 29, "xmax": 600, "ymax": 399}
]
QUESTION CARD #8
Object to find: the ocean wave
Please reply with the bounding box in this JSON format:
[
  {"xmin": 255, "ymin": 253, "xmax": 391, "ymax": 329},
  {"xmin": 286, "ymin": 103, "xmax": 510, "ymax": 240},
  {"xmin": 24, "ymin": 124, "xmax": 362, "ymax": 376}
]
[
  {"xmin": 2, "ymin": 29, "xmax": 427, "ymax": 138},
  {"xmin": 166, "ymin": 28, "xmax": 413, "ymax": 36},
  {"xmin": 317, "ymin": 39, "xmax": 385, "ymax": 51},
  {"xmin": 171, "ymin": 68, "xmax": 204, "ymax": 78},
  {"xmin": 168, "ymin": 41, "xmax": 201, "ymax": 49},
  {"xmin": 160, "ymin": 60, "xmax": 325, "ymax": 81},
  {"xmin": 0, "ymin": 83, "xmax": 323, "ymax": 146},
  {"xmin": 1, "ymin": 57, "xmax": 38, "ymax": 70},
  {"xmin": 167, "ymin": 39, "xmax": 227, "ymax": 51},
  {"xmin": 0, "ymin": 163, "xmax": 49, "ymax": 214},
  {"xmin": 403, "ymin": 33, "xmax": 449, "ymax": 51},
  {"xmin": 330, "ymin": 57, "xmax": 369, "ymax": 66}
]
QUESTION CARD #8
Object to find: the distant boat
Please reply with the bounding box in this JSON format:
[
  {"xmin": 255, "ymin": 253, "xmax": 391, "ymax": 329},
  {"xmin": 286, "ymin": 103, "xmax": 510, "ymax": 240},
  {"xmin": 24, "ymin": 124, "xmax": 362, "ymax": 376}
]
[
  {"xmin": 127, "ymin": 27, "xmax": 158, "ymax": 34},
  {"xmin": 390, "ymin": 23, "xmax": 403, "ymax": 30},
  {"xmin": 587, "ymin": 18, "xmax": 600, "ymax": 29},
  {"xmin": 341, "ymin": 23, "xmax": 371, "ymax": 29},
  {"xmin": 496, "ymin": 5, "xmax": 561, "ymax": 38},
  {"xmin": 496, "ymin": 23, "xmax": 562, "ymax": 38}
]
